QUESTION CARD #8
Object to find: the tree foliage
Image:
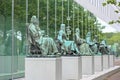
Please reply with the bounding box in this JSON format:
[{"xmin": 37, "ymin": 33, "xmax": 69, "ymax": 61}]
[
  {"xmin": 103, "ymin": 32, "xmax": 120, "ymax": 55},
  {"xmin": 104, "ymin": 32, "xmax": 120, "ymax": 44}
]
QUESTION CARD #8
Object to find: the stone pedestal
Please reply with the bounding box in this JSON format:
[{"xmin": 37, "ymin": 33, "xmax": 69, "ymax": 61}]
[
  {"xmin": 25, "ymin": 57, "xmax": 61, "ymax": 80},
  {"xmin": 61, "ymin": 56, "xmax": 82, "ymax": 80},
  {"xmin": 109, "ymin": 55, "xmax": 114, "ymax": 67},
  {"xmin": 94, "ymin": 55, "xmax": 103, "ymax": 72},
  {"xmin": 82, "ymin": 56, "xmax": 94, "ymax": 75},
  {"xmin": 103, "ymin": 55, "xmax": 109, "ymax": 69}
]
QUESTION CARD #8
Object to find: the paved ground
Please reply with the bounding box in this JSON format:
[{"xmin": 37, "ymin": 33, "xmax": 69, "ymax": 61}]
[
  {"xmin": 104, "ymin": 58, "xmax": 120, "ymax": 80},
  {"xmin": 14, "ymin": 78, "xmax": 24, "ymax": 80}
]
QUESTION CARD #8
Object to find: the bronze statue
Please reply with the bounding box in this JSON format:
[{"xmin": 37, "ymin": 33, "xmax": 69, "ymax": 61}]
[
  {"xmin": 78, "ymin": 31, "xmax": 93, "ymax": 56},
  {"xmin": 57, "ymin": 24, "xmax": 80, "ymax": 56},
  {"xmin": 99, "ymin": 39, "xmax": 109, "ymax": 55},
  {"xmin": 28, "ymin": 15, "xmax": 58, "ymax": 57}
]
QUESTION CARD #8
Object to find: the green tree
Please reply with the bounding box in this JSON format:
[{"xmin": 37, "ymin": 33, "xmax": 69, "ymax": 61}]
[
  {"xmin": 0, "ymin": 0, "xmax": 12, "ymax": 42},
  {"xmin": 104, "ymin": 32, "xmax": 120, "ymax": 44}
]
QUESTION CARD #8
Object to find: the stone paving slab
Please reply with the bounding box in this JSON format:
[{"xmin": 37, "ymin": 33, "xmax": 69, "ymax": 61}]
[
  {"xmin": 81, "ymin": 66, "xmax": 120, "ymax": 80},
  {"xmin": 104, "ymin": 71, "xmax": 120, "ymax": 80},
  {"xmin": 104, "ymin": 59, "xmax": 120, "ymax": 80},
  {"xmin": 14, "ymin": 78, "xmax": 24, "ymax": 80}
]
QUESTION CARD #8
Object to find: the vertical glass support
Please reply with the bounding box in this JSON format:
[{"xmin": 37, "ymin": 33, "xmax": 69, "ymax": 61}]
[
  {"xmin": 26, "ymin": 0, "xmax": 28, "ymax": 24},
  {"xmin": 62, "ymin": 0, "xmax": 63, "ymax": 24},
  {"xmin": 84, "ymin": 9, "xmax": 86, "ymax": 35},
  {"xmin": 26, "ymin": 0, "xmax": 28, "ymax": 56},
  {"xmin": 95, "ymin": 18, "xmax": 97, "ymax": 37},
  {"xmin": 82, "ymin": 8, "xmax": 84, "ymax": 38},
  {"xmin": 86, "ymin": 11, "xmax": 88, "ymax": 33},
  {"xmin": 72, "ymin": 1, "xmax": 75, "ymax": 40},
  {"xmin": 67, "ymin": 0, "xmax": 70, "ymax": 26},
  {"xmin": 67, "ymin": 0, "xmax": 70, "ymax": 40},
  {"xmin": 47, "ymin": 0, "xmax": 49, "ymax": 36},
  {"xmin": 92, "ymin": 14, "xmax": 94, "ymax": 39},
  {"xmin": 55, "ymin": 0, "xmax": 57, "ymax": 37},
  {"xmin": 11, "ymin": 0, "xmax": 14, "ymax": 79},
  {"xmin": 77, "ymin": 4, "xmax": 79, "ymax": 29},
  {"xmin": 37, "ymin": 0, "xmax": 39, "ymax": 27}
]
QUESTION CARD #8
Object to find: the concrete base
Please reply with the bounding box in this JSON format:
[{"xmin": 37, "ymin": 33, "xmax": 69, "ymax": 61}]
[
  {"xmin": 103, "ymin": 55, "xmax": 109, "ymax": 69},
  {"xmin": 61, "ymin": 56, "xmax": 82, "ymax": 80},
  {"xmin": 94, "ymin": 56, "xmax": 103, "ymax": 72},
  {"xmin": 25, "ymin": 57, "xmax": 61, "ymax": 80},
  {"xmin": 82, "ymin": 56, "xmax": 94, "ymax": 75},
  {"xmin": 109, "ymin": 55, "xmax": 114, "ymax": 67}
]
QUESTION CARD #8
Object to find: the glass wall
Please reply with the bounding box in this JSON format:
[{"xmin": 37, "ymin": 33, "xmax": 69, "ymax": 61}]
[
  {"xmin": 0, "ymin": 0, "xmax": 25, "ymax": 80},
  {"xmin": 0, "ymin": 0, "xmax": 105, "ymax": 80},
  {"xmin": 0, "ymin": 0, "xmax": 12, "ymax": 79}
]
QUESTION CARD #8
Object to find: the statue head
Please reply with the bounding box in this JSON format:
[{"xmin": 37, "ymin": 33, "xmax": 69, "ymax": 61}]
[
  {"xmin": 94, "ymin": 35, "xmax": 98, "ymax": 38},
  {"xmin": 103, "ymin": 39, "xmax": 106, "ymax": 42},
  {"xmin": 41, "ymin": 30, "xmax": 45, "ymax": 36},
  {"xmin": 86, "ymin": 32, "xmax": 91, "ymax": 37},
  {"xmin": 108, "ymin": 45, "xmax": 111, "ymax": 49},
  {"xmin": 60, "ymin": 24, "xmax": 65, "ymax": 31},
  {"xmin": 75, "ymin": 28, "xmax": 80, "ymax": 34},
  {"xmin": 31, "ymin": 15, "xmax": 38, "ymax": 24},
  {"xmin": 6, "ymin": 30, "xmax": 16, "ymax": 36},
  {"xmin": 94, "ymin": 35, "xmax": 98, "ymax": 39},
  {"xmin": 101, "ymin": 39, "xmax": 107, "ymax": 45}
]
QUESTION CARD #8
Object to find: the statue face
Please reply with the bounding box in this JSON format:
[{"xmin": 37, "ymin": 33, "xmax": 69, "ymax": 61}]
[
  {"xmin": 104, "ymin": 39, "xmax": 106, "ymax": 43},
  {"xmin": 87, "ymin": 32, "xmax": 91, "ymax": 36},
  {"xmin": 31, "ymin": 15, "xmax": 38, "ymax": 24},
  {"xmin": 31, "ymin": 16, "xmax": 36, "ymax": 22},
  {"xmin": 94, "ymin": 35, "xmax": 98, "ymax": 39},
  {"xmin": 76, "ymin": 28, "xmax": 80, "ymax": 33},
  {"xmin": 60, "ymin": 24, "xmax": 65, "ymax": 31},
  {"xmin": 61, "ymin": 26, "xmax": 65, "ymax": 30}
]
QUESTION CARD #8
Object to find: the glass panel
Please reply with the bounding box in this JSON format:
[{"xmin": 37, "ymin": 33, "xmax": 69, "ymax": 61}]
[
  {"xmin": 0, "ymin": 0, "xmax": 12, "ymax": 80},
  {"xmin": 13, "ymin": 0, "xmax": 26, "ymax": 79}
]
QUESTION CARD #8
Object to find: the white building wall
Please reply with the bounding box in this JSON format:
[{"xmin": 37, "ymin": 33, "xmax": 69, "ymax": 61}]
[{"xmin": 74, "ymin": 0, "xmax": 120, "ymax": 32}]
